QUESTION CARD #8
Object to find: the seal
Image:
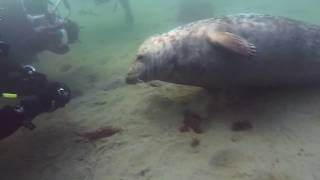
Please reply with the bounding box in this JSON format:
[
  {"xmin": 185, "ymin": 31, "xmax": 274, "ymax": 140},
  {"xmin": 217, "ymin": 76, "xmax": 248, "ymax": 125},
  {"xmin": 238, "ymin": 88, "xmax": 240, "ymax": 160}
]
[{"xmin": 126, "ymin": 14, "xmax": 320, "ymax": 90}]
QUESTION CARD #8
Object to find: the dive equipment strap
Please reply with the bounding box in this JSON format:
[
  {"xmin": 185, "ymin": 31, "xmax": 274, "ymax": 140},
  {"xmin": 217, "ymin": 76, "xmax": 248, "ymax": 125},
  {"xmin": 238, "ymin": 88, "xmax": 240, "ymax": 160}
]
[{"xmin": 2, "ymin": 93, "xmax": 18, "ymax": 99}]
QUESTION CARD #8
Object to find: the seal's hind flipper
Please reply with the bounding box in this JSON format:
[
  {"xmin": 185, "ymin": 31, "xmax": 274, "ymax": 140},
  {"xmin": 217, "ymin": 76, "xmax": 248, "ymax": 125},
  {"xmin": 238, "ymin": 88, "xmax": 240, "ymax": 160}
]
[{"xmin": 206, "ymin": 31, "xmax": 256, "ymax": 57}]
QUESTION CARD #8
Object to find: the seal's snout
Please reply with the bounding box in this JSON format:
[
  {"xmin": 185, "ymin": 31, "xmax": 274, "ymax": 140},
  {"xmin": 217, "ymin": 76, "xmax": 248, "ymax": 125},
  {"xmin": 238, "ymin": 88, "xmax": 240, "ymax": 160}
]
[
  {"xmin": 126, "ymin": 61, "xmax": 146, "ymax": 84},
  {"xmin": 126, "ymin": 75, "xmax": 140, "ymax": 84}
]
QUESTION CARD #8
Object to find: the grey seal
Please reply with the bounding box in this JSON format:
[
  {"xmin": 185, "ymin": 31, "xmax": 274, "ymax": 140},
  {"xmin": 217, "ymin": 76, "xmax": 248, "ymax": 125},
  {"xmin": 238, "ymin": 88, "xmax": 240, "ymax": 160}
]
[{"xmin": 126, "ymin": 14, "xmax": 320, "ymax": 90}]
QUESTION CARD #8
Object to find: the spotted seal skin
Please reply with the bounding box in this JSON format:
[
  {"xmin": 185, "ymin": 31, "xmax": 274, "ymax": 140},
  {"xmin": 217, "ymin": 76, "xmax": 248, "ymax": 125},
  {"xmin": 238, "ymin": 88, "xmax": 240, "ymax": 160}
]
[{"xmin": 126, "ymin": 14, "xmax": 320, "ymax": 90}]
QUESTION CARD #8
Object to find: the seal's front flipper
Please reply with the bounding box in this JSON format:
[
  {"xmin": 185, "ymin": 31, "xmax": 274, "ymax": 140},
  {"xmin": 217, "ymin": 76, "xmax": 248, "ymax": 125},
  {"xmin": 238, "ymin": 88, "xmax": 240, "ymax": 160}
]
[{"xmin": 206, "ymin": 31, "xmax": 256, "ymax": 57}]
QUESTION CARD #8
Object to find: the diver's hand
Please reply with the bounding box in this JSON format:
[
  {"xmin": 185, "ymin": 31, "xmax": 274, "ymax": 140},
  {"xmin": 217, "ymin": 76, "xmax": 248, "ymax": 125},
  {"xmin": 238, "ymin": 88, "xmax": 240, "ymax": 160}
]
[
  {"xmin": 17, "ymin": 96, "xmax": 48, "ymax": 130},
  {"xmin": 18, "ymin": 96, "xmax": 45, "ymax": 120}
]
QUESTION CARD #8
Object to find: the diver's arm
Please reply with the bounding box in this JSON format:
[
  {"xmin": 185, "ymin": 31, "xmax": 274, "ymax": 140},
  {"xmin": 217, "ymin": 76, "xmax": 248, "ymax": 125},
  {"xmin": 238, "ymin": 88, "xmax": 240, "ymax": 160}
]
[
  {"xmin": 27, "ymin": 14, "xmax": 47, "ymax": 24},
  {"xmin": 47, "ymin": 29, "xmax": 70, "ymax": 54},
  {"xmin": 0, "ymin": 80, "xmax": 71, "ymax": 140},
  {"xmin": 48, "ymin": 44, "xmax": 69, "ymax": 54},
  {"xmin": 63, "ymin": 0, "xmax": 71, "ymax": 11},
  {"xmin": 0, "ymin": 83, "xmax": 70, "ymax": 140},
  {"xmin": 0, "ymin": 92, "xmax": 50, "ymax": 140},
  {"xmin": 48, "ymin": 0, "xmax": 54, "ymax": 5},
  {"xmin": 118, "ymin": 0, "xmax": 134, "ymax": 25},
  {"xmin": 0, "ymin": 64, "xmax": 48, "ymax": 97}
]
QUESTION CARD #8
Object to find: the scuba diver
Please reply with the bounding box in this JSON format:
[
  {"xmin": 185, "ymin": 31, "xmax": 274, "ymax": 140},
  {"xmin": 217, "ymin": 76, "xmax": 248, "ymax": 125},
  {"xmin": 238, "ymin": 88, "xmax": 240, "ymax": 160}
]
[
  {"xmin": 0, "ymin": 41, "xmax": 71, "ymax": 140},
  {"xmin": 25, "ymin": 13, "xmax": 79, "ymax": 55},
  {"xmin": 22, "ymin": 0, "xmax": 79, "ymax": 55},
  {"xmin": 94, "ymin": 0, "xmax": 134, "ymax": 25},
  {"xmin": 1, "ymin": 0, "xmax": 79, "ymax": 63},
  {"xmin": 0, "ymin": 1, "xmax": 72, "ymax": 140}
]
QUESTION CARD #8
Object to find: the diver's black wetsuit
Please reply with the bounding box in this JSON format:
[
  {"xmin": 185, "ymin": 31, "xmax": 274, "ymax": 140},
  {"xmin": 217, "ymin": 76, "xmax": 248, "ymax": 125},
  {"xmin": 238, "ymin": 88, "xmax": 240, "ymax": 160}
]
[
  {"xmin": 23, "ymin": 0, "xmax": 74, "ymax": 55},
  {"xmin": 94, "ymin": 0, "xmax": 134, "ymax": 25},
  {"xmin": 0, "ymin": 42, "xmax": 71, "ymax": 140},
  {"xmin": 118, "ymin": 0, "xmax": 134, "ymax": 25},
  {"xmin": 1, "ymin": 0, "xmax": 77, "ymax": 64}
]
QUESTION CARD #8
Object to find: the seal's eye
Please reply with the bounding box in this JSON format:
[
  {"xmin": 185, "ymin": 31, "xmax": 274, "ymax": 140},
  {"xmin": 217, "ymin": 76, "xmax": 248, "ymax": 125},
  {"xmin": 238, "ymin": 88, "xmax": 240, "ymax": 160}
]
[{"xmin": 137, "ymin": 55, "xmax": 144, "ymax": 60}]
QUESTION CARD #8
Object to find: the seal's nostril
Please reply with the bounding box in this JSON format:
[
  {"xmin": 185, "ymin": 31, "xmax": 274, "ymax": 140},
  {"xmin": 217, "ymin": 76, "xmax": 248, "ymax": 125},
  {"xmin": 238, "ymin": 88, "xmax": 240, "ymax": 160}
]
[
  {"xmin": 137, "ymin": 55, "xmax": 144, "ymax": 60},
  {"xmin": 126, "ymin": 76, "xmax": 138, "ymax": 84}
]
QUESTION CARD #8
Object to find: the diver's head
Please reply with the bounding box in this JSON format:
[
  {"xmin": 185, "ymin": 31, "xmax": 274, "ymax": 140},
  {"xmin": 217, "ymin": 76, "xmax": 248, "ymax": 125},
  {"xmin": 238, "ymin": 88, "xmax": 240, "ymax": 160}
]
[
  {"xmin": 126, "ymin": 36, "xmax": 177, "ymax": 84},
  {"xmin": 64, "ymin": 18, "xmax": 79, "ymax": 44}
]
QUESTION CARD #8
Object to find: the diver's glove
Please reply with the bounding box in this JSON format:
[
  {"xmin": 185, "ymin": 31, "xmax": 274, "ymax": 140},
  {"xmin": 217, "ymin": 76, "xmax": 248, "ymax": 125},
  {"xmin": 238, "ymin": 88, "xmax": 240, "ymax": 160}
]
[{"xmin": 16, "ymin": 96, "xmax": 44, "ymax": 130}]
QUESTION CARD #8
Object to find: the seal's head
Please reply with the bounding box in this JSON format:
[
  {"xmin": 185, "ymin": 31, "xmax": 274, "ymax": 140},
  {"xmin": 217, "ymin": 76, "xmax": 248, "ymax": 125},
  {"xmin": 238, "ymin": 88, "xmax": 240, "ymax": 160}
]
[
  {"xmin": 126, "ymin": 35, "xmax": 177, "ymax": 84},
  {"xmin": 126, "ymin": 26, "xmax": 257, "ymax": 85},
  {"xmin": 126, "ymin": 57, "xmax": 146, "ymax": 84}
]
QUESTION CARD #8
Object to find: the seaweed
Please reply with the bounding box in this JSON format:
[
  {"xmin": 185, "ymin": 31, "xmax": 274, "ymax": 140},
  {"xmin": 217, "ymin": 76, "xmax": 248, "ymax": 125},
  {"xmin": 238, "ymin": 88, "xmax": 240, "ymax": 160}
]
[
  {"xmin": 191, "ymin": 137, "xmax": 200, "ymax": 147},
  {"xmin": 93, "ymin": 101, "xmax": 107, "ymax": 106},
  {"xmin": 76, "ymin": 127, "xmax": 121, "ymax": 141},
  {"xmin": 180, "ymin": 111, "xmax": 203, "ymax": 134},
  {"xmin": 231, "ymin": 121, "xmax": 253, "ymax": 131}
]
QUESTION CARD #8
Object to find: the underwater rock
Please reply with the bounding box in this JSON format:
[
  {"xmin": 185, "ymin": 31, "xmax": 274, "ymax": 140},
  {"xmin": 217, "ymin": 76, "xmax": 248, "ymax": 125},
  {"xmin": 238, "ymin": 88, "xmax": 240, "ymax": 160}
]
[{"xmin": 176, "ymin": 0, "xmax": 214, "ymax": 24}]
